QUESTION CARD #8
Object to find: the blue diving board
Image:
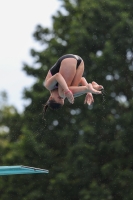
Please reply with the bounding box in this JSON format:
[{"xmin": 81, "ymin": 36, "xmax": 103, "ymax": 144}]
[{"xmin": 0, "ymin": 165, "xmax": 49, "ymax": 175}]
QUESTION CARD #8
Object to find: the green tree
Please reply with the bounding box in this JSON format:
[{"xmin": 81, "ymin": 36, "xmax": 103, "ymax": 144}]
[{"xmin": 1, "ymin": 0, "xmax": 133, "ymax": 199}]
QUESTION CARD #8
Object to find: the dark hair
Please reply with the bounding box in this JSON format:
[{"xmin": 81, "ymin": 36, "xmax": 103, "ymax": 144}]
[{"xmin": 43, "ymin": 99, "xmax": 63, "ymax": 114}]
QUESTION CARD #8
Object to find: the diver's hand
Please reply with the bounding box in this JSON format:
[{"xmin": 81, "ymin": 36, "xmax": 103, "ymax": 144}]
[{"xmin": 65, "ymin": 90, "xmax": 74, "ymax": 104}]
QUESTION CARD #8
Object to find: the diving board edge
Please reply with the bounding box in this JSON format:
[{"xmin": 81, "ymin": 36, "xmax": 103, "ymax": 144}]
[{"xmin": 0, "ymin": 165, "xmax": 49, "ymax": 175}]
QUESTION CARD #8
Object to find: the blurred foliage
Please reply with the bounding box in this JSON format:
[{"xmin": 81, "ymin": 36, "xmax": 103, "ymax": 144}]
[{"xmin": 1, "ymin": 0, "xmax": 133, "ymax": 199}]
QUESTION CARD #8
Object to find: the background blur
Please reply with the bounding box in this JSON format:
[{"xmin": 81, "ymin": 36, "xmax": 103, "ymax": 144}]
[
  {"xmin": 0, "ymin": 0, "xmax": 61, "ymax": 112},
  {"xmin": 1, "ymin": 0, "xmax": 133, "ymax": 199}
]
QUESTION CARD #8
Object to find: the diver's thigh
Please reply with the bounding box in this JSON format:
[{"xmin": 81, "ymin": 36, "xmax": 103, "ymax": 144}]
[
  {"xmin": 59, "ymin": 58, "xmax": 77, "ymax": 86},
  {"xmin": 71, "ymin": 61, "xmax": 84, "ymax": 86}
]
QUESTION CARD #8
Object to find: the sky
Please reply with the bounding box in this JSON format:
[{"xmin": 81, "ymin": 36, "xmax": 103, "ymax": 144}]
[{"xmin": 0, "ymin": 0, "xmax": 61, "ymax": 112}]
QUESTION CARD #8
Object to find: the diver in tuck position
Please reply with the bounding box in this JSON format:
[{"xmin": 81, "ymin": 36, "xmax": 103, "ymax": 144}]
[{"xmin": 43, "ymin": 54, "xmax": 104, "ymax": 113}]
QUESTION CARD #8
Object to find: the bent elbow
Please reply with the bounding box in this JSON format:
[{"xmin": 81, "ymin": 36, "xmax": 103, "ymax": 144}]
[
  {"xmin": 43, "ymin": 81, "xmax": 46, "ymax": 87},
  {"xmin": 43, "ymin": 81, "xmax": 49, "ymax": 90}
]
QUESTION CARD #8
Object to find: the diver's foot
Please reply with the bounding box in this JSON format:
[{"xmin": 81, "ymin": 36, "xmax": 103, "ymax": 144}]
[{"xmin": 92, "ymin": 81, "xmax": 104, "ymax": 91}]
